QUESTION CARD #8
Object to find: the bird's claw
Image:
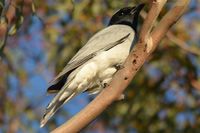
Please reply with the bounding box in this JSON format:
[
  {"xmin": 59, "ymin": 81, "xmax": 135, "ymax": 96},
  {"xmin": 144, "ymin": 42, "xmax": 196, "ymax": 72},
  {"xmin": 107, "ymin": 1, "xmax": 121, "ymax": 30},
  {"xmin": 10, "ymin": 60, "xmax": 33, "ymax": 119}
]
[{"xmin": 114, "ymin": 64, "xmax": 124, "ymax": 70}]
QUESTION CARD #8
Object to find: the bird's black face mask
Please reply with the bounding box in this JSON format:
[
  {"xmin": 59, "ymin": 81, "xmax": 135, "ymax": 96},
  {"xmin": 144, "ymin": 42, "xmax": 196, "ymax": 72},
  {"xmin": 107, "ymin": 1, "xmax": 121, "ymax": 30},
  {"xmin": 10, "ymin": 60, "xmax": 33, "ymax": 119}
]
[{"xmin": 108, "ymin": 3, "xmax": 145, "ymax": 31}]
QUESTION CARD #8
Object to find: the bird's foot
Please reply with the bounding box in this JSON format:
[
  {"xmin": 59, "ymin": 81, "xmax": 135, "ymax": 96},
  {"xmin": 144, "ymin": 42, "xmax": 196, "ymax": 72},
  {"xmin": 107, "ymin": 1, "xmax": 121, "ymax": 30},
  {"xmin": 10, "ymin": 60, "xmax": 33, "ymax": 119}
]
[{"xmin": 114, "ymin": 64, "xmax": 124, "ymax": 70}]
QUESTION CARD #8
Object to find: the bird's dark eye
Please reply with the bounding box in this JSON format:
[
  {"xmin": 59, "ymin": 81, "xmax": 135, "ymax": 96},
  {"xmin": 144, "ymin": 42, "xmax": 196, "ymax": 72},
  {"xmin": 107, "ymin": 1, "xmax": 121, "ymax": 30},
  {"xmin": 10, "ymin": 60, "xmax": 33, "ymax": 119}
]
[{"xmin": 120, "ymin": 12, "xmax": 124, "ymax": 16}]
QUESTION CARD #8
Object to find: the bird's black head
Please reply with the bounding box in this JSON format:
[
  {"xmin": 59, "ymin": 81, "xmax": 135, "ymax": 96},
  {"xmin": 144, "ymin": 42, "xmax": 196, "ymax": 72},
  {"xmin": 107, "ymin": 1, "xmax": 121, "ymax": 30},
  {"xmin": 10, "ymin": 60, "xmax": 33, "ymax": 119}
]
[{"xmin": 108, "ymin": 3, "xmax": 145, "ymax": 31}]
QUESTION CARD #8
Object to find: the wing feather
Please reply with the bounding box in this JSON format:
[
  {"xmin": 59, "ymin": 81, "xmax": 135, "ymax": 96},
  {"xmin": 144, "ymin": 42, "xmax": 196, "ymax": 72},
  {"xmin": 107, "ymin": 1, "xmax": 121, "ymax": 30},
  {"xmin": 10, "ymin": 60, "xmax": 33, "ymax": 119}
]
[
  {"xmin": 47, "ymin": 25, "xmax": 134, "ymax": 93},
  {"xmin": 52, "ymin": 25, "xmax": 133, "ymax": 83}
]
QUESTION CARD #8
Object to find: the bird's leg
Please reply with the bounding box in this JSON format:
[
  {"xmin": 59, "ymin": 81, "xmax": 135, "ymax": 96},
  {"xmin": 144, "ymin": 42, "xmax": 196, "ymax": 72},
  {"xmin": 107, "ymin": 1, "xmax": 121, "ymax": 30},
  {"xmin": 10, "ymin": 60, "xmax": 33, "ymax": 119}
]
[
  {"xmin": 114, "ymin": 63, "xmax": 124, "ymax": 70},
  {"xmin": 101, "ymin": 78, "xmax": 112, "ymax": 88}
]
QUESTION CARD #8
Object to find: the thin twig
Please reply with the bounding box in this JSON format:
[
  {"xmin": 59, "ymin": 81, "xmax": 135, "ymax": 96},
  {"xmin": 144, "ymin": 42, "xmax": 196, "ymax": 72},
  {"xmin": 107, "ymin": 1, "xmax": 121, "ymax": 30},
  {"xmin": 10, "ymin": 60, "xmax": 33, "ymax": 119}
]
[{"xmin": 167, "ymin": 31, "xmax": 200, "ymax": 56}]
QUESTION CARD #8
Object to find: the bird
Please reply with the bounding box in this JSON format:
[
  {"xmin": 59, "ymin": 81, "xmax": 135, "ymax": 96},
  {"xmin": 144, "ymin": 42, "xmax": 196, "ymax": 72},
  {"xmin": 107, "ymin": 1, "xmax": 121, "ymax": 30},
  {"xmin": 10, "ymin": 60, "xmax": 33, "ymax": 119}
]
[{"xmin": 40, "ymin": 3, "xmax": 145, "ymax": 127}]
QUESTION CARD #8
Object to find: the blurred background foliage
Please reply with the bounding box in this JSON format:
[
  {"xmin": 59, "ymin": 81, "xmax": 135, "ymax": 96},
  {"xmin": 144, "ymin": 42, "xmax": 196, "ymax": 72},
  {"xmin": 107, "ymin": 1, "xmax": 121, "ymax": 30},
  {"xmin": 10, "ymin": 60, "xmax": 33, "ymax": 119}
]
[{"xmin": 0, "ymin": 0, "xmax": 200, "ymax": 132}]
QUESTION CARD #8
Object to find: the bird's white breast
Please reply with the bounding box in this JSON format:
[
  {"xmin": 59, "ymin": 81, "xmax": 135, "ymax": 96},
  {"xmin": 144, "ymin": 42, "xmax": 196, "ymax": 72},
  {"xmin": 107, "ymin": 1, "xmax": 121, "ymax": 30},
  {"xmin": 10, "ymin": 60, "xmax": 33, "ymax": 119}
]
[{"xmin": 68, "ymin": 25, "xmax": 135, "ymax": 92}]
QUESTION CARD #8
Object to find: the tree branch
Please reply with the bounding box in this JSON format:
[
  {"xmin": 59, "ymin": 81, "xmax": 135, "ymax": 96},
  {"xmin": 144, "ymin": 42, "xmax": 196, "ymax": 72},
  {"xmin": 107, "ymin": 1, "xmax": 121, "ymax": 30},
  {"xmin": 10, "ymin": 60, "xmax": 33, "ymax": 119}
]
[
  {"xmin": 139, "ymin": 0, "xmax": 166, "ymax": 43},
  {"xmin": 150, "ymin": 0, "xmax": 190, "ymax": 52},
  {"xmin": 141, "ymin": 7, "xmax": 200, "ymax": 56},
  {"xmin": 52, "ymin": 0, "xmax": 190, "ymax": 132}
]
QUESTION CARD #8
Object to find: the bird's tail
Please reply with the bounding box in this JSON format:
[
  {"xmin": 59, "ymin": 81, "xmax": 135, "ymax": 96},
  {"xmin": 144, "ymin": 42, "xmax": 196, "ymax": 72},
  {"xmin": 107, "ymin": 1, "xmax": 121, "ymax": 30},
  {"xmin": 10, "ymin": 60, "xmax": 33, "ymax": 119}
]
[{"xmin": 40, "ymin": 86, "xmax": 77, "ymax": 127}]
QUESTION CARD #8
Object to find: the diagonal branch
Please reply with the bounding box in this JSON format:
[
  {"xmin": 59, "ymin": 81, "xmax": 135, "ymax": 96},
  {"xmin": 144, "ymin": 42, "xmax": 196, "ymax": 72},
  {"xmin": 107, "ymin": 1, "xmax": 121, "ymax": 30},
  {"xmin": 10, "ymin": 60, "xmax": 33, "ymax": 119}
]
[
  {"xmin": 52, "ymin": 0, "xmax": 190, "ymax": 132},
  {"xmin": 150, "ymin": 0, "xmax": 190, "ymax": 51},
  {"xmin": 139, "ymin": 0, "xmax": 166, "ymax": 43},
  {"xmin": 141, "ymin": 9, "xmax": 200, "ymax": 56}
]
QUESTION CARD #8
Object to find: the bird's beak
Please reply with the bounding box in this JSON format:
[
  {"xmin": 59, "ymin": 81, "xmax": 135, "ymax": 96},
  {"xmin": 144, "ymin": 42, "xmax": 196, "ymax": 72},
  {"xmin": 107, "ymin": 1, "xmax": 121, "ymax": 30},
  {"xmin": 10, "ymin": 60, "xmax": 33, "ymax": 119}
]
[{"xmin": 130, "ymin": 3, "xmax": 145, "ymax": 15}]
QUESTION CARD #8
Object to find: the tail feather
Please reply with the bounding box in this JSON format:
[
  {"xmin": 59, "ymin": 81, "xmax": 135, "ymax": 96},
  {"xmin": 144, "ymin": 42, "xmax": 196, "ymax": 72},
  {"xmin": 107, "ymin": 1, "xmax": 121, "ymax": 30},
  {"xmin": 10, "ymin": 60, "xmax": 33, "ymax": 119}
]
[
  {"xmin": 40, "ymin": 89, "xmax": 77, "ymax": 127},
  {"xmin": 47, "ymin": 75, "xmax": 68, "ymax": 94}
]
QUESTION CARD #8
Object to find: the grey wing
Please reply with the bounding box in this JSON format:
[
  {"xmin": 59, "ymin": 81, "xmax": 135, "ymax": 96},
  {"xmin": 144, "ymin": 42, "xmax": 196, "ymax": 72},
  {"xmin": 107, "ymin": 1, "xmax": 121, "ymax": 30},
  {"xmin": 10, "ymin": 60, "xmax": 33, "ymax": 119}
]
[{"xmin": 47, "ymin": 25, "xmax": 134, "ymax": 93}]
